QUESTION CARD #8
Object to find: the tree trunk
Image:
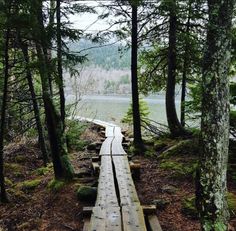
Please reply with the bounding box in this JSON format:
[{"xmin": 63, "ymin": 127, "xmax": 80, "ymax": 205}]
[
  {"xmin": 0, "ymin": 27, "xmax": 10, "ymax": 203},
  {"xmin": 131, "ymin": 3, "xmax": 144, "ymax": 152},
  {"xmin": 19, "ymin": 39, "xmax": 49, "ymax": 166},
  {"xmin": 166, "ymin": 0, "xmax": 186, "ymax": 137},
  {"xmin": 47, "ymin": 0, "xmax": 56, "ymax": 96},
  {"xmin": 196, "ymin": 0, "xmax": 235, "ymax": 230},
  {"xmin": 180, "ymin": 0, "xmax": 192, "ymax": 127},
  {"xmin": 33, "ymin": 0, "xmax": 73, "ymax": 179},
  {"xmin": 56, "ymin": 0, "xmax": 66, "ymax": 128}
]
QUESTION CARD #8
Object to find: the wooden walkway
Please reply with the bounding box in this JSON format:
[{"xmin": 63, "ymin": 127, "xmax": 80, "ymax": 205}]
[{"xmin": 77, "ymin": 117, "xmax": 162, "ymax": 231}]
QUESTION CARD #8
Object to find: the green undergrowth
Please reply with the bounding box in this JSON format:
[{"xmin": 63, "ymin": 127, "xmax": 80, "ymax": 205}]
[
  {"xmin": 47, "ymin": 179, "xmax": 65, "ymax": 192},
  {"xmin": 34, "ymin": 164, "xmax": 53, "ymax": 176},
  {"xmin": 182, "ymin": 193, "xmax": 236, "ymax": 219},
  {"xmin": 228, "ymin": 140, "xmax": 236, "ymax": 183},
  {"xmin": 21, "ymin": 179, "xmax": 41, "ymax": 190},
  {"xmin": 4, "ymin": 163, "xmax": 23, "ymax": 172},
  {"xmin": 66, "ymin": 119, "xmax": 89, "ymax": 151},
  {"xmin": 143, "ymin": 136, "xmax": 200, "ymax": 180},
  {"xmin": 76, "ymin": 185, "xmax": 97, "ymax": 202},
  {"xmin": 18, "ymin": 179, "xmax": 41, "ymax": 191},
  {"xmin": 60, "ymin": 155, "xmax": 75, "ymax": 179},
  {"xmin": 160, "ymin": 160, "xmax": 198, "ymax": 179}
]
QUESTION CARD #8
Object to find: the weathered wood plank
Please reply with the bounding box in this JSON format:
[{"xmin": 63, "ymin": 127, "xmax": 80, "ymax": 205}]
[
  {"xmin": 92, "ymin": 162, "xmax": 100, "ymax": 176},
  {"xmin": 99, "ymin": 137, "xmax": 113, "ymax": 155},
  {"xmin": 114, "ymin": 126, "xmax": 123, "ymax": 137},
  {"xmin": 96, "ymin": 156, "xmax": 118, "ymax": 207},
  {"xmin": 112, "ymin": 156, "xmax": 139, "ymax": 205},
  {"xmin": 147, "ymin": 215, "xmax": 162, "ymax": 231},
  {"xmin": 112, "ymin": 136, "xmax": 127, "ymax": 155},
  {"xmin": 105, "ymin": 126, "xmax": 115, "ymax": 137},
  {"xmin": 90, "ymin": 206, "xmax": 121, "ymax": 231},
  {"xmin": 122, "ymin": 204, "xmax": 147, "ymax": 231},
  {"xmin": 142, "ymin": 205, "xmax": 156, "ymax": 215},
  {"xmin": 83, "ymin": 217, "xmax": 91, "ymax": 231}
]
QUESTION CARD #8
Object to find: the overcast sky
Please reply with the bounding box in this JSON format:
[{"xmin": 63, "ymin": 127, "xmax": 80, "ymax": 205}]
[{"xmin": 69, "ymin": 1, "xmax": 113, "ymax": 32}]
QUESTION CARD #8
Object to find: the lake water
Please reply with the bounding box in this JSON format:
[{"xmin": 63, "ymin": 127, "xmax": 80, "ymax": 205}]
[{"xmin": 68, "ymin": 95, "xmax": 181, "ymax": 125}]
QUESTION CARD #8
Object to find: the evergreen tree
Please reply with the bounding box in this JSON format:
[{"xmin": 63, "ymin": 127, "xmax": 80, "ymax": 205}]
[
  {"xmin": 0, "ymin": 0, "xmax": 11, "ymax": 203},
  {"xmin": 130, "ymin": 0, "xmax": 144, "ymax": 152},
  {"xmin": 196, "ymin": 0, "xmax": 235, "ymax": 230}
]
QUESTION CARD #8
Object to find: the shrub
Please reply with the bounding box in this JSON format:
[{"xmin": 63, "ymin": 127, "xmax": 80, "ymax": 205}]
[
  {"xmin": 66, "ymin": 120, "xmax": 88, "ymax": 151},
  {"xmin": 122, "ymin": 98, "xmax": 150, "ymax": 125}
]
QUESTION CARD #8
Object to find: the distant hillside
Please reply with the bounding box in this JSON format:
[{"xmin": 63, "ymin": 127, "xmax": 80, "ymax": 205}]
[{"xmin": 69, "ymin": 40, "xmax": 131, "ymax": 70}]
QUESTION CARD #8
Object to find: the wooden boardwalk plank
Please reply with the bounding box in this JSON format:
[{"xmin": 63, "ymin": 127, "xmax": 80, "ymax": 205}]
[
  {"xmin": 147, "ymin": 215, "xmax": 162, "ymax": 231},
  {"xmin": 99, "ymin": 137, "xmax": 113, "ymax": 155},
  {"xmin": 90, "ymin": 206, "xmax": 121, "ymax": 231},
  {"xmin": 112, "ymin": 136, "xmax": 127, "ymax": 155},
  {"xmin": 122, "ymin": 204, "xmax": 147, "ymax": 231},
  {"xmin": 112, "ymin": 156, "xmax": 139, "ymax": 205},
  {"xmin": 114, "ymin": 127, "xmax": 123, "ymax": 137},
  {"xmin": 79, "ymin": 118, "xmax": 155, "ymax": 231},
  {"xmin": 96, "ymin": 156, "xmax": 118, "ymax": 207},
  {"xmin": 105, "ymin": 126, "xmax": 115, "ymax": 137}
]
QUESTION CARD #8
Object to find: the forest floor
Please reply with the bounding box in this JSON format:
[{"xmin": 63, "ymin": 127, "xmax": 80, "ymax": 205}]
[{"xmin": 0, "ymin": 122, "xmax": 236, "ymax": 231}]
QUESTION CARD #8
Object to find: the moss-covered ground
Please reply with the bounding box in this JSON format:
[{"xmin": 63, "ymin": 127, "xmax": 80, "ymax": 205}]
[
  {"xmin": 0, "ymin": 122, "xmax": 100, "ymax": 231},
  {"xmin": 131, "ymin": 135, "xmax": 236, "ymax": 231}
]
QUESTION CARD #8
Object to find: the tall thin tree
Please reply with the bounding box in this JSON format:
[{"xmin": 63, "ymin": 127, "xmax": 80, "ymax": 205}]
[
  {"xmin": 130, "ymin": 0, "xmax": 144, "ymax": 151},
  {"xmin": 56, "ymin": 0, "xmax": 66, "ymax": 128},
  {"xmin": 32, "ymin": 0, "xmax": 73, "ymax": 179},
  {"xmin": 0, "ymin": 26, "xmax": 10, "ymax": 203},
  {"xmin": 18, "ymin": 38, "xmax": 49, "ymax": 165},
  {"xmin": 196, "ymin": 0, "xmax": 235, "ymax": 230},
  {"xmin": 166, "ymin": 0, "xmax": 186, "ymax": 137}
]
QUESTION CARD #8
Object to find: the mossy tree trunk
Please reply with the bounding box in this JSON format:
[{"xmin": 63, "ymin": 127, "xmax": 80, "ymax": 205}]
[
  {"xmin": 32, "ymin": 0, "xmax": 74, "ymax": 180},
  {"xmin": 166, "ymin": 0, "xmax": 187, "ymax": 137},
  {"xmin": 0, "ymin": 27, "xmax": 10, "ymax": 203},
  {"xmin": 196, "ymin": 0, "xmax": 235, "ymax": 230}
]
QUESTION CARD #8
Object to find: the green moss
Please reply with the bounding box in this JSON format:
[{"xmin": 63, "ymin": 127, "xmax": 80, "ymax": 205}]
[
  {"xmin": 76, "ymin": 186, "xmax": 97, "ymax": 202},
  {"xmin": 5, "ymin": 178, "xmax": 14, "ymax": 187},
  {"xmin": 144, "ymin": 149, "xmax": 155, "ymax": 158},
  {"xmin": 20, "ymin": 179, "xmax": 41, "ymax": 190},
  {"xmin": 203, "ymin": 221, "xmax": 227, "ymax": 231},
  {"xmin": 7, "ymin": 188, "xmax": 28, "ymax": 200},
  {"xmin": 13, "ymin": 172, "xmax": 24, "ymax": 178},
  {"xmin": 154, "ymin": 138, "xmax": 173, "ymax": 152},
  {"xmin": 181, "ymin": 197, "xmax": 198, "ymax": 218},
  {"xmin": 182, "ymin": 193, "xmax": 236, "ymax": 219},
  {"xmin": 160, "ymin": 160, "xmax": 198, "ymax": 179},
  {"xmin": 4, "ymin": 163, "xmax": 22, "ymax": 172},
  {"xmin": 47, "ymin": 179, "xmax": 65, "ymax": 192},
  {"xmin": 127, "ymin": 144, "xmax": 136, "ymax": 155},
  {"xmin": 158, "ymin": 139, "xmax": 199, "ymax": 159},
  {"xmin": 14, "ymin": 156, "xmax": 27, "ymax": 163},
  {"xmin": 34, "ymin": 166, "xmax": 51, "ymax": 176},
  {"xmin": 60, "ymin": 155, "xmax": 74, "ymax": 179},
  {"xmin": 228, "ymin": 192, "xmax": 236, "ymax": 217}
]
